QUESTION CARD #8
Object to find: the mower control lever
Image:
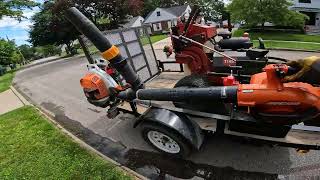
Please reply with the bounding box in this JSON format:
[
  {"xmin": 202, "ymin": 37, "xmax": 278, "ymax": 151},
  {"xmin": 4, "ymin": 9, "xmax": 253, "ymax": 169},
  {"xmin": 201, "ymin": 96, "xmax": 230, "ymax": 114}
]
[{"xmin": 274, "ymin": 65, "xmax": 298, "ymax": 79}]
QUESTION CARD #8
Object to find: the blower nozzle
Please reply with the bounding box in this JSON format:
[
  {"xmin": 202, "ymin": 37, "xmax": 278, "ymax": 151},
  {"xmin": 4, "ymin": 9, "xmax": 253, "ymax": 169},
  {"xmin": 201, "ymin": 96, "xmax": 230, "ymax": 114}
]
[{"xmin": 135, "ymin": 86, "xmax": 238, "ymax": 102}]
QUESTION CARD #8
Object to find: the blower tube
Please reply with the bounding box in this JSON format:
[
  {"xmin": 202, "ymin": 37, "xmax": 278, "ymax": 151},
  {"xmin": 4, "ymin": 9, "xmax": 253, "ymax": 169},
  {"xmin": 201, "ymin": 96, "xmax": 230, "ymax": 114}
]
[
  {"xmin": 136, "ymin": 86, "xmax": 238, "ymax": 102},
  {"xmin": 64, "ymin": 7, "xmax": 143, "ymax": 90}
]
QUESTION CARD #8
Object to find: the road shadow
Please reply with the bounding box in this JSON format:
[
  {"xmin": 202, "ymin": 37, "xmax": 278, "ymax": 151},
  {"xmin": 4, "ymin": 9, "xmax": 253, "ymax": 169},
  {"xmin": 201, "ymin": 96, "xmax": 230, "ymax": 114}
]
[
  {"xmin": 40, "ymin": 101, "xmax": 292, "ymax": 180},
  {"xmin": 123, "ymin": 148, "xmax": 279, "ymax": 180}
]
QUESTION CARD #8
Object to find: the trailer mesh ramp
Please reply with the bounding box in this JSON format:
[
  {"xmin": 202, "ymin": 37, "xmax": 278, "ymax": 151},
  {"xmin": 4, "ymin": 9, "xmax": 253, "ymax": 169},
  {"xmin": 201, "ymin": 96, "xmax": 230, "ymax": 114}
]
[{"xmin": 79, "ymin": 26, "xmax": 160, "ymax": 83}]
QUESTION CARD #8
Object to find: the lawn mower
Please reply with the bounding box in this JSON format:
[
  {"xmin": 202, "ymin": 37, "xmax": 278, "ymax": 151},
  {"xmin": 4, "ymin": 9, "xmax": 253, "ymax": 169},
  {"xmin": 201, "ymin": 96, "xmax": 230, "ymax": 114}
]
[
  {"xmin": 64, "ymin": 7, "xmax": 320, "ymax": 157},
  {"xmin": 164, "ymin": 6, "xmax": 277, "ymax": 85}
]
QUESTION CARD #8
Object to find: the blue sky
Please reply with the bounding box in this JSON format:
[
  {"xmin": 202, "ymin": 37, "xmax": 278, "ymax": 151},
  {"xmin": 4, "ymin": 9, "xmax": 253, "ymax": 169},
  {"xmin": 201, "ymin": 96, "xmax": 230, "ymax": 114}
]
[{"xmin": 0, "ymin": 1, "xmax": 42, "ymax": 46}]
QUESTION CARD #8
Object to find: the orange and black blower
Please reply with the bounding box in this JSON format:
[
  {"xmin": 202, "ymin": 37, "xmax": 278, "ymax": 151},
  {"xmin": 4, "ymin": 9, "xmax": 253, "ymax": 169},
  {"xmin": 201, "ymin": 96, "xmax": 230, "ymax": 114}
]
[
  {"xmin": 135, "ymin": 64, "xmax": 320, "ymax": 125},
  {"xmin": 64, "ymin": 7, "xmax": 143, "ymax": 106}
]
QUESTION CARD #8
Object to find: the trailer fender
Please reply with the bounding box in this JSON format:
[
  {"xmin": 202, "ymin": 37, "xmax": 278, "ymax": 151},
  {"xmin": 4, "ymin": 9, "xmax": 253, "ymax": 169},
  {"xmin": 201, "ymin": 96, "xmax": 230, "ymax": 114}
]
[{"xmin": 135, "ymin": 107, "xmax": 204, "ymax": 149}]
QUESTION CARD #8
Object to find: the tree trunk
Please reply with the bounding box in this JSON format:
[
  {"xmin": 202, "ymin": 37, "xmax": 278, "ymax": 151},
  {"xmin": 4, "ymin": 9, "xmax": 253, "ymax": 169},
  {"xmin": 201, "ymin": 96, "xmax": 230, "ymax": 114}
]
[
  {"xmin": 261, "ymin": 22, "xmax": 265, "ymax": 30},
  {"xmin": 65, "ymin": 43, "xmax": 72, "ymax": 55}
]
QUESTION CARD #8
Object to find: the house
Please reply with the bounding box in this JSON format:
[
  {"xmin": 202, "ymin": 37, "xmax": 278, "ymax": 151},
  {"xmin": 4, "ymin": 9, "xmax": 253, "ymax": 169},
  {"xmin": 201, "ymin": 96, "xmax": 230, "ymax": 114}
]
[
  {"xmin": 290, "ymin": 0, "xmax": 320, "ymax": 32},
  {"xmin": 122, "ymin": 16, "xmax": 144, "ymax": 28},
  {"xmin": 144, "ymin": 5, "xmax": 192, "ymax": 34}
]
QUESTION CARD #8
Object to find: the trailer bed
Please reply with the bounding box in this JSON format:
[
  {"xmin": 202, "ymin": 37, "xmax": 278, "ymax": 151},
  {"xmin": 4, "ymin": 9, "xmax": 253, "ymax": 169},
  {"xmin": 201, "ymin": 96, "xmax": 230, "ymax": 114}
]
[{"xmin": 118, "ymin": 72, "xmax": 320, "ymax": 150}]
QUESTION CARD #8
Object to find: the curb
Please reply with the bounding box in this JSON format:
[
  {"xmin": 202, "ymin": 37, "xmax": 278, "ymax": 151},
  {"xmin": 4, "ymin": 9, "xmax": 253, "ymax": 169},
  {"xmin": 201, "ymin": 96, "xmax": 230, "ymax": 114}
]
[
  {"xmin": 10, "ymin": 86, "xmax": 30, "ymax": 106},
  {"xmin": 11, "ymin": 85, "xmax": 147, "ymax": 180},
  {"xmin": 20, "ymin": 54, "xmax": 86, "ymax": 70},
  {"xmin": 268, "ymin": 48, "xmax": 320, "ymax": 53}
]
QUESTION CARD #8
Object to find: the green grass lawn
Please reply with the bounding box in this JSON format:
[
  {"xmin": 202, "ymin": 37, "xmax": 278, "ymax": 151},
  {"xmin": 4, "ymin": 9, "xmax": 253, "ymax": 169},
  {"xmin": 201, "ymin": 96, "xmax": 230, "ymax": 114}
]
[
  {"xmin": 233, "ymin": 29, "xmax": 320, "ymax": 43},
  {"xmin": 0, "ymin": 70, "xmax": 16, "ymax": 93},
  {"xmin": 234, "ymin": 29, "xmax": 320, "ymax": 51},
  {"xmin": 253, "ymin": 40, "xmax": 320, "ymax": 51},
  {"xmin": 0, "ymin": 106, "xmax": 132, "ymax": 179},
  {"xmin": 141, "ymin": 34, "xmax": 168, "ymax": 45}
]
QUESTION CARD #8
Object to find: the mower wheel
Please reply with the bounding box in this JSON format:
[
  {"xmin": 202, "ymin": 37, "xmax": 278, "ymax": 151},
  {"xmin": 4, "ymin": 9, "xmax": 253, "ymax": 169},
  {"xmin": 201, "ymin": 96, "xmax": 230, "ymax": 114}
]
[
  {"xmin": 141, "ymin": 122, "xmax": 192, "ymax": 157},
  {"xmin": 173, "ymin": 75, "xmax": 227, "ymax": 113},
  {"xmin": 174, "ymin": 74, "xmax": 210, "ymax": 88}
]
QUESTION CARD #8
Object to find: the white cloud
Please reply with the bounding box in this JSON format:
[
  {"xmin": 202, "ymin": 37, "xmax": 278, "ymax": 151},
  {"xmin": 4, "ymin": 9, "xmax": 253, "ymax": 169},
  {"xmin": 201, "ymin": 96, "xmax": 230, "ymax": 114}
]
[
  {"xmin": 0, "ymin": 9, "xmax": 38, "ymax": 30},
  {"xmin": 10, "ymin": 34, "xmax": 29, "ymax": 41}
]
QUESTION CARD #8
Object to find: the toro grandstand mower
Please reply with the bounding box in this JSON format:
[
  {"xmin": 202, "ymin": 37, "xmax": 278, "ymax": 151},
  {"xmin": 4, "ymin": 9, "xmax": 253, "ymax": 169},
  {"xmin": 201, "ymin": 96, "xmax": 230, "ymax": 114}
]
[
  {"xmin": 163, "ymin": 6, "xmax": 279, "ymax": 85},
  {"xmin": 64, "ymin": 7, "xmax": 320, "ymax": 157}
]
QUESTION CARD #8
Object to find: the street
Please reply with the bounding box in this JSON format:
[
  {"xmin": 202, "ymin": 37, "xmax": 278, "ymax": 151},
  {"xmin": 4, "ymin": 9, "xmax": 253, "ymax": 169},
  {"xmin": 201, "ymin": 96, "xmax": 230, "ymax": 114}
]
[{"xmin": 14, "ymin": 49, "xmax": 320, "ymax": 179}]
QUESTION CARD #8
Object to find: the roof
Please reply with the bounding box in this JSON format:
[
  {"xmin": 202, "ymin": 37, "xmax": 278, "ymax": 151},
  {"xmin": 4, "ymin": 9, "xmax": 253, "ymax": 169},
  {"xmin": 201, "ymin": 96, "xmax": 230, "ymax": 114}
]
[
  {"xmin": 144, "ymin": 5, "xmax": 190, "ymax": 24},
  {"xmin": 122, "ymin": 16, "xmax": 143, "ymax": 28},
  {"xmin": 164, "ymin": 4, "xmax": 189, "ymax": 16},
  {"xmin": 290, "ymin": 7, "xmax": 320, "ymax": 12}
]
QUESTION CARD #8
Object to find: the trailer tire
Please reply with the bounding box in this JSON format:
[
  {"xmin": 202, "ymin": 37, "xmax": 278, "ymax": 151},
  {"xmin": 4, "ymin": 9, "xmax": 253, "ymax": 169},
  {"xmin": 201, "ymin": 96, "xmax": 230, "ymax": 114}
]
[{"xmin": 141, "ymin": 122, "xmax": 192, "ymax": 157}]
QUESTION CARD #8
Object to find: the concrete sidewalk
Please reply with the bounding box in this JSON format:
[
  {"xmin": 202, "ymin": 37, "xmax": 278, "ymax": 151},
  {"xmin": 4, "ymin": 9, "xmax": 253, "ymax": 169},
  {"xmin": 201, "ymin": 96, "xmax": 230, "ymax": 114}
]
[{"xmin": 0, "ymin": 87, "xmax": 30, "ymax": 115}]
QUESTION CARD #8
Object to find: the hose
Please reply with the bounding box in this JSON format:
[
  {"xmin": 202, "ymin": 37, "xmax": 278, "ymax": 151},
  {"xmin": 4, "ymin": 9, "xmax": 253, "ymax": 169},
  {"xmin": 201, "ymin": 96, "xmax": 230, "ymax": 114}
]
[{"xmin": 64, "ymin": 7, "xmax": 143, "ymax": 90}]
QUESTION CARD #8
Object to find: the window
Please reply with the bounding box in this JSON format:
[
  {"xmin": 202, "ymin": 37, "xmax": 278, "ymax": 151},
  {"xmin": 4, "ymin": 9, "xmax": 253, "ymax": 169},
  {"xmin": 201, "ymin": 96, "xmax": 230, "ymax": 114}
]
[
  {"xmin": 299, "ymin": 0, "xmax": 311, "ymax": 3},
  {"xmin": 157, "ymin": 11, "xmax": 161, "ymax": 16},
  {"xmin": 156, "ymin": 23, "xmax": 160, "ymax": 30}
]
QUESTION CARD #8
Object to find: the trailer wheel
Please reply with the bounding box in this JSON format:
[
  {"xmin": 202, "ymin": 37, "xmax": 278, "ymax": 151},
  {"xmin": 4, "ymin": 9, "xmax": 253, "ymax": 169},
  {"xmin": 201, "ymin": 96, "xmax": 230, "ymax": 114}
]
[{"xmin": 141, "ymin": 123, "xmax": 191, "ymax": 157}]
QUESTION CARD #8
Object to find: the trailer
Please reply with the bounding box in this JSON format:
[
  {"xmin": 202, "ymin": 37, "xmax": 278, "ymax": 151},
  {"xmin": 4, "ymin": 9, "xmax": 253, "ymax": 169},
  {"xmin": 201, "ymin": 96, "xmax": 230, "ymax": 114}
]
[
  {"xmin": 114, "ymin": 72, "xmax": 320, "ymax": 157},
  {"xmin": 63, "ymin": 6, "xmax": 320, "ymax": 158}
]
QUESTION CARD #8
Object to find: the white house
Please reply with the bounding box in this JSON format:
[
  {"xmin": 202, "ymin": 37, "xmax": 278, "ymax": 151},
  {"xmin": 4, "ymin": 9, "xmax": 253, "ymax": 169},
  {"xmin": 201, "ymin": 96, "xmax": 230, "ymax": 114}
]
[
  {"xmin": 290, "ymin": 0, "xmax": 320, "ymax": 31},
  {"xmin": 122, "ymin": 16, "xmax": 144, "ymax": 28},
  {"xmin": 144, "ymin": 5, "xmax": 191, "ymax": 34}
]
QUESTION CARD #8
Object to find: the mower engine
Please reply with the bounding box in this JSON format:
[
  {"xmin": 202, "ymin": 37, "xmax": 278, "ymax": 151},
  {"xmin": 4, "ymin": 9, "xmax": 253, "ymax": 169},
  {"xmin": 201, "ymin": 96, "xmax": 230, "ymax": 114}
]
[{"xmin": 168, "ymin": 7, "xmax": 268, "ymax": 84}]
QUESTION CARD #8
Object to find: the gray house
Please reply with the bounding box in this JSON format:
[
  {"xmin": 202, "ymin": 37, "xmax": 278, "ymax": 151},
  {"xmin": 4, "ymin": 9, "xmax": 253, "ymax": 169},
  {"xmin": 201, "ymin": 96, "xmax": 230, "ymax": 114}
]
[
  {"xmin": 290, "ymin": 0, "xmax": 320, "ymax": 33},
  {"xmin": 144, "ymin": 5, "xmax": 191, "ymax": 34}
]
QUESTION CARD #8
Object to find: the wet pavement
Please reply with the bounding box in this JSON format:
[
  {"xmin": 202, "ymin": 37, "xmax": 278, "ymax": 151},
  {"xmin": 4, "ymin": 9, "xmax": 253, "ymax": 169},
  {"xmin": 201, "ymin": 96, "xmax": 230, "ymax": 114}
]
[{"xmin": 13, "ymin": 50, "xmax": 320, "ymax": 179}]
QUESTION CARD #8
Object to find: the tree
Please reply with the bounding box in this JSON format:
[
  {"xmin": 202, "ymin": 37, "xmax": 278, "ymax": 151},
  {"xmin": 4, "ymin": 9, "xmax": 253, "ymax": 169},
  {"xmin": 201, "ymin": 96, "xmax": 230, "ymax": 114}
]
[
  {"xmin": 281, "ymin": 10, "xmax": 309, "ymax": 29},
  {"xmin": 18, "ymin": 44, "xmax": 35, "ymax": 60},
  {"xmin": 30, "ymin": 0, "xmax": 136, "ymax": 55},
  {"xmin": 0, "ymin": 39, "xmax": 22, "ymax": 65},
  {"xmin": 0, "ymin": 0, "xmax": 38, "ymax": 20},
  {"xmin": 29, "ymin": 1, "xmax": 79, "ymax": 55},
  {"xmin": 227, "ymin": 0, "xmax": 308, "ymax": 29},
  {"xmin": 126, "ymin": 0, "xmax": 144, "ymax": 16},
  {"xmin": 34, "ymin": 45, "xmax": 61, "ymax": 57},
  {"xmin": 73, "ymin": 0, "xmax": 133, "ymax": 29},
  {"xmin": 195, "ymin": 0, "xmax": 224, "ymax": 22}
]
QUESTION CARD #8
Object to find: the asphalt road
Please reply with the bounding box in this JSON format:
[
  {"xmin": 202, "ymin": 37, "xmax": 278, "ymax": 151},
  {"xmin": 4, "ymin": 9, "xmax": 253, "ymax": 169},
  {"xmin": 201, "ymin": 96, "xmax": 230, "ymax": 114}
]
[{"xmin": 14, "ymin": 50, "xmax": 320, "ymax": 179}]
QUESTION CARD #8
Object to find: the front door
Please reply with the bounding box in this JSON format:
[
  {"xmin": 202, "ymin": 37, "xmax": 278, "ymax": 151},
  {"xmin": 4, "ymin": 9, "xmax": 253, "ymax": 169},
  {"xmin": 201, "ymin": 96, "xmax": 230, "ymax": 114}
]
[{"xmin": 301, "ymin": 11, "xmax": 316, "ymax": 25}]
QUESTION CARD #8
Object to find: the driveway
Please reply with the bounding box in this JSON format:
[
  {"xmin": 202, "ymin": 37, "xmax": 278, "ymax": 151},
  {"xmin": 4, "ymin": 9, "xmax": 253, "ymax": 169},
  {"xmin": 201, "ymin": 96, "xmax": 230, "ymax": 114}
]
[{"xmin": 14, "ymin": 48, "xmax": 320, "ymax": 179}]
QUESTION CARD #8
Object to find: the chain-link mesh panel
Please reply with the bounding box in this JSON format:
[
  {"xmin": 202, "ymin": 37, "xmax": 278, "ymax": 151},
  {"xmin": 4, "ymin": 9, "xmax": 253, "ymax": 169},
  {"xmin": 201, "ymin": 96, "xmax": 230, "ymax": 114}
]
[{"xmin": 79, "ymin": 26, "xmax": 160, "ymax": 83}]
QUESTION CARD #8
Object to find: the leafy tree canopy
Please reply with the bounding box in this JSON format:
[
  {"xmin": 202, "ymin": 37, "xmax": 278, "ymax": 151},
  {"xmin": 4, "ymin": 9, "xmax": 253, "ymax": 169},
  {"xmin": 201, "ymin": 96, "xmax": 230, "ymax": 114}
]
[
  {"xmin": 0, "ymin": 39, "xmax": 22, "ymax": 65},
  {"xmin": 18, "ymin": 44, "xmax": 35, "ymax": 60},
  {"xmin": 29, "ymin": 1, "xmax": 79, "ymax": 54},
  {"xmin": 0, "ymin": 0, "xmax": 38, "ymax": 20},
  {"xmin": 227, "ymin": 0, "xmax": 308, "ymax": 29},
  {"xmin": 195, "ymin": 0, "xmax": 224, "ymax": 21}
]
